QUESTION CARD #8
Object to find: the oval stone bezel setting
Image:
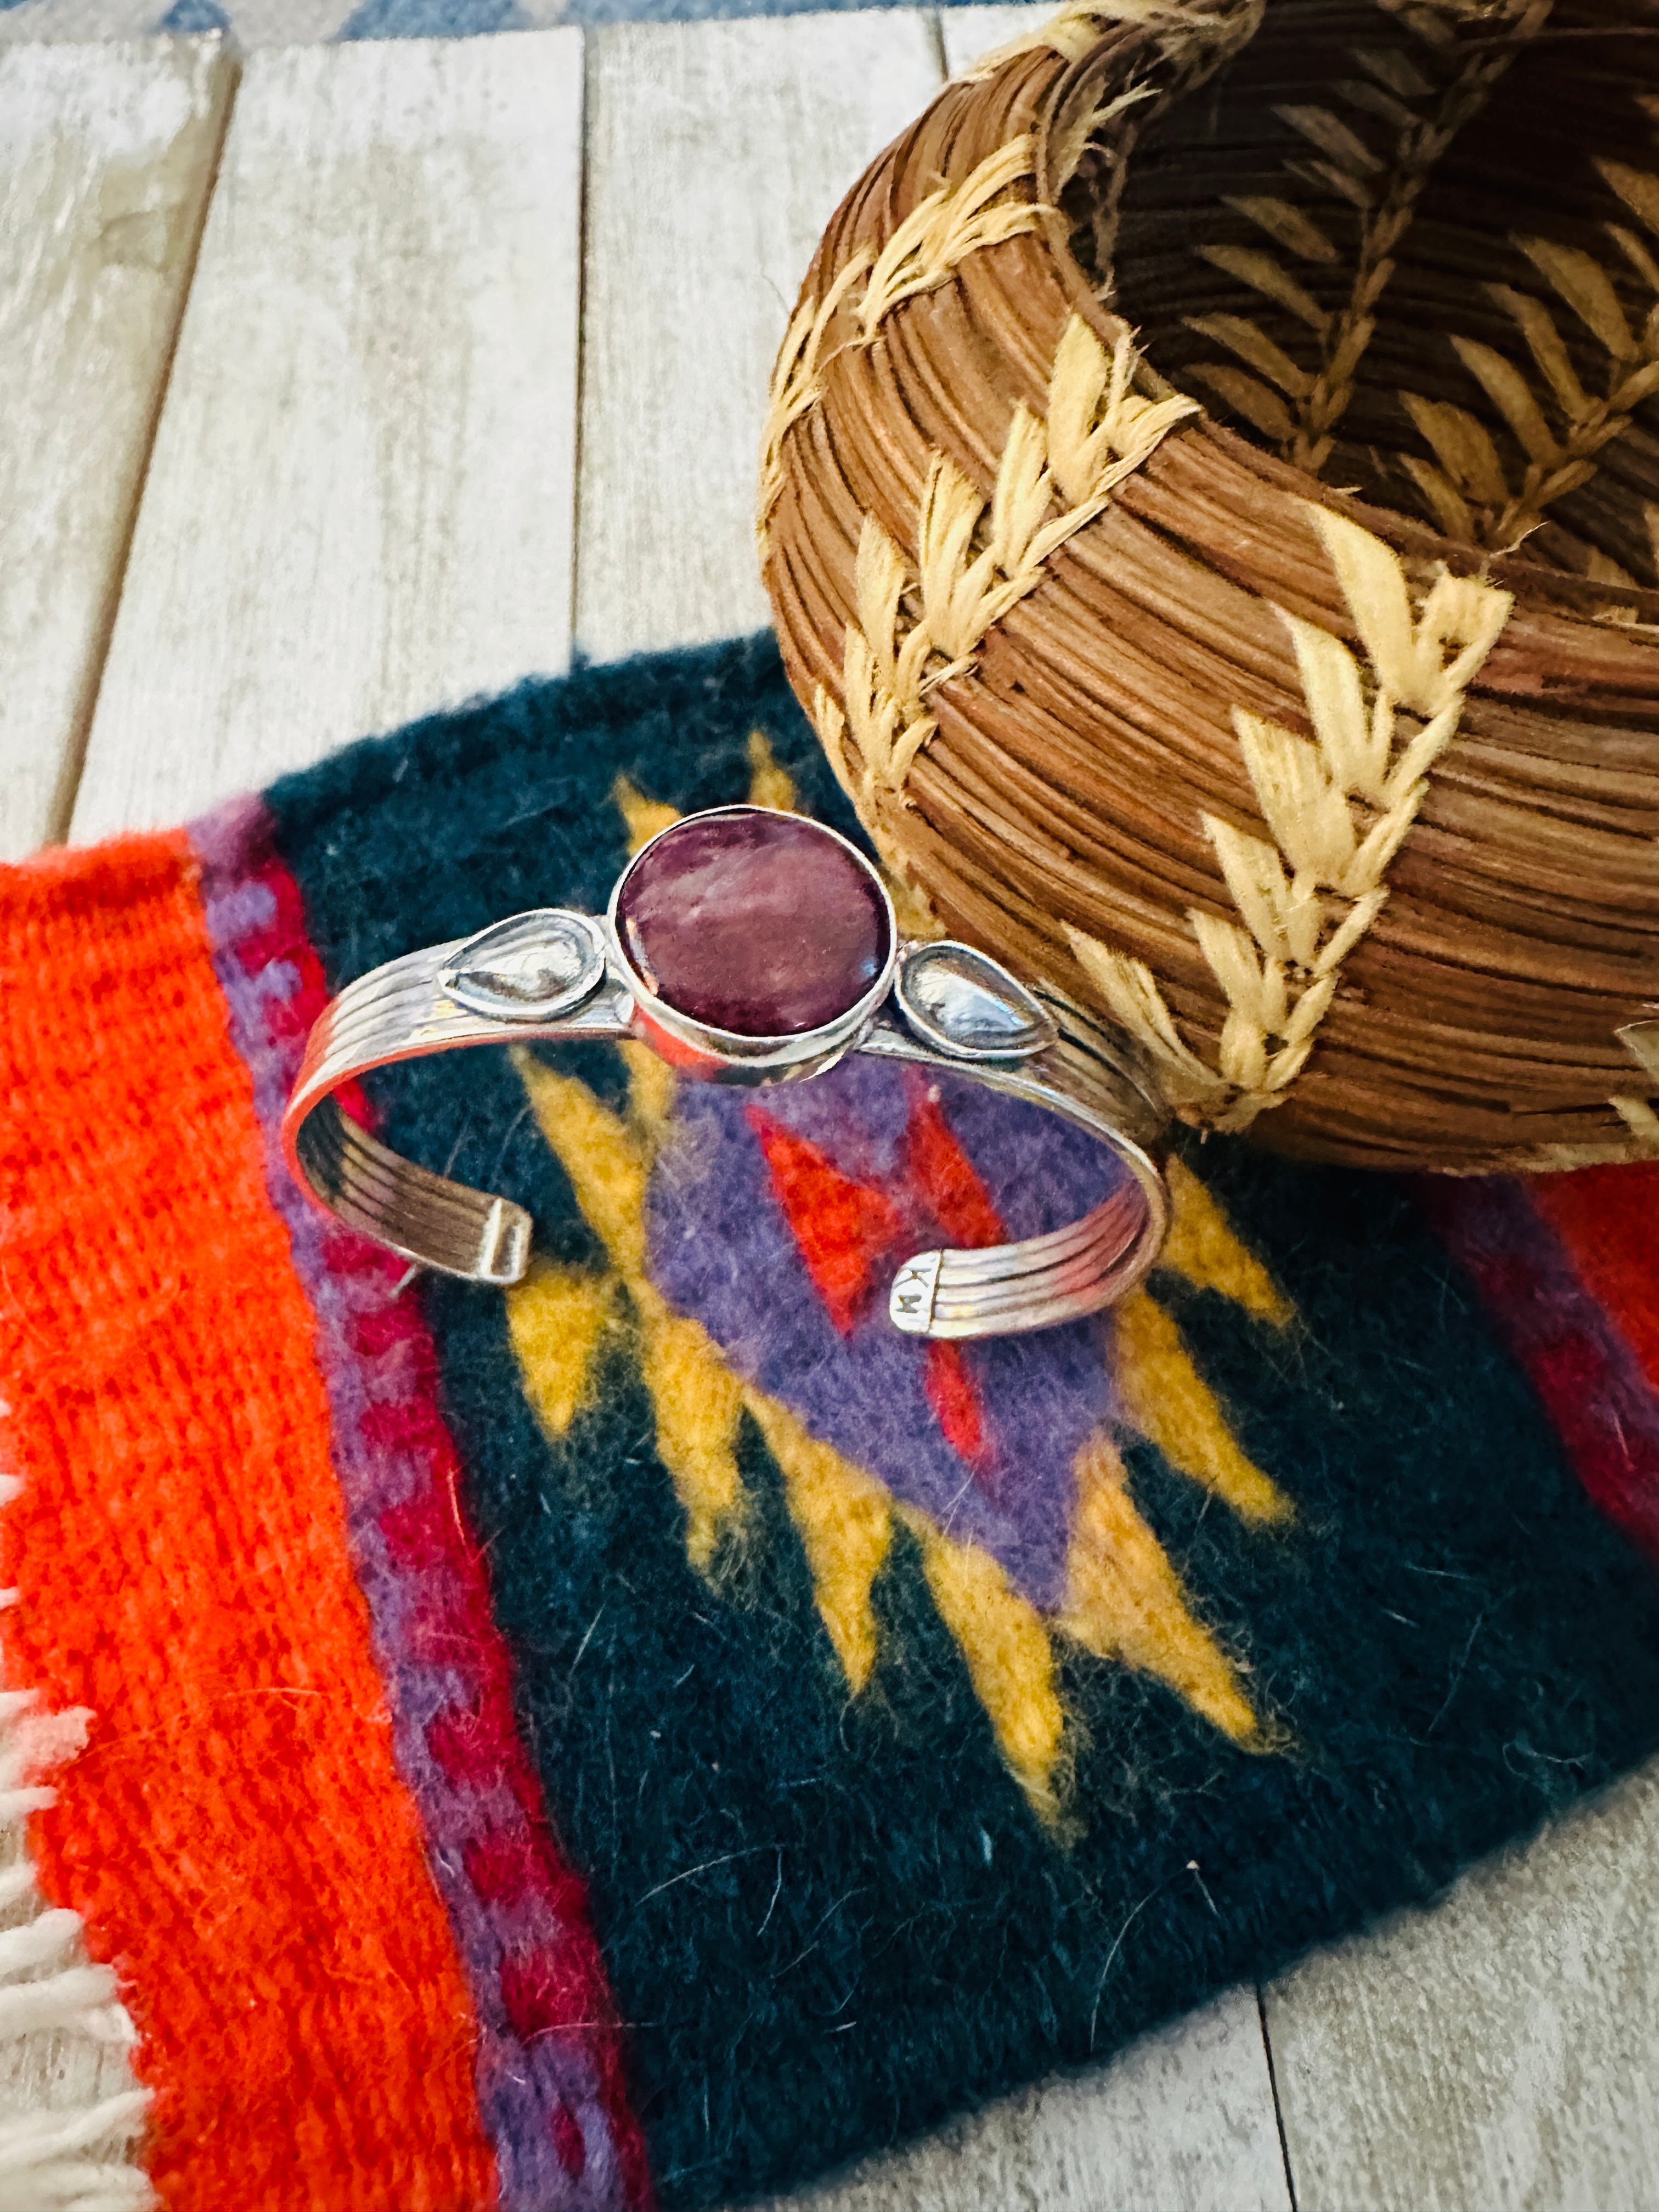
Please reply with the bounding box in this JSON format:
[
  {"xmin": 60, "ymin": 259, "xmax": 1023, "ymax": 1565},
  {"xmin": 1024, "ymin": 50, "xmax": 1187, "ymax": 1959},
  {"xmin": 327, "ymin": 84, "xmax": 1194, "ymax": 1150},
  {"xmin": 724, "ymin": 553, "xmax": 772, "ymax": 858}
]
[
  {"xmin": 608, "ymin": 805, "xmax": 898, "ymax": 1068},
  {"xmin": 894, "ymin": 941, "xmax": 1058, "ymax": 1063},
  {"xmin": 439, "ymin": 910, "xmax": 607, "ymax": 1024}
]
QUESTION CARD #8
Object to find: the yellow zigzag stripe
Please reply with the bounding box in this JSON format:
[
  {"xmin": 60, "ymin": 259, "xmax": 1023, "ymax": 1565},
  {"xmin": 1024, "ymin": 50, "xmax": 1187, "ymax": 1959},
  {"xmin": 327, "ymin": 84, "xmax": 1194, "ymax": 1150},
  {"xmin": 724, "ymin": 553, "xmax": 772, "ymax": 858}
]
[
  {"xmin": 520, "ymin": 1053, "xmax": 651, "ymax": 1276},
  {"xmin": 899, "ymin": 1505, "xmax": 1069, "ymax": 1828},
  {"xmin": 743, "ymin": 1391, "xmax": 892, "ymax": 1695},
  {"xmin": 618, "ymin": 1037, "xmax": 677, "ymax": 1143},
  {"xmin": 1059, "ymin": 1433, "xmax": 1257, "ymax": 1742},
  {"xmin": 507, "ymin": 1032, "xmax": 1285, "ymax": 1807},
  {"xmin": 746, "ymin": 729, "xmax": 798, "ymax": 814},
  {"xmin": 1161, "ymin": 1155, "xmax": 1292, "ymax": 1326},
  {"xmin": 512, "ymin": 1051, "xmax": 748, "ymax": 1574},
  {"xmin": 616, "ymin": 736, "xmax": 794, "ymax": 857},
  {"xmin": 645, "ymin": 1308, "xmax": 748, "ymax": 1577},
  {"xmin": 1113, "ymin": 1290, "xmax": 1291, "ymax": 1528},
  {"xmin": 508, "ymin": 1063, "xmax": 1293, "ymax": 1760},
  {"xmin": 614, "ymin": 775, "xmax": 679, "ymax": 856},
  {"xmin": 506, "ymin": 1263, "xmax": 617, "ymax": 1438}
]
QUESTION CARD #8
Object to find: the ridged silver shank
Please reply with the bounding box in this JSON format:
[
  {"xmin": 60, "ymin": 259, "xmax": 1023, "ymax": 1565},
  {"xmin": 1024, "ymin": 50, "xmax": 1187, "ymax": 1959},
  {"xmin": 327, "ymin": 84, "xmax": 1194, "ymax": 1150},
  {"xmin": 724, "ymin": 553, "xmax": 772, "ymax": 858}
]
[{"xmin": 281, "ymin": 918, "xmax": 1170, "ymax": 1335}]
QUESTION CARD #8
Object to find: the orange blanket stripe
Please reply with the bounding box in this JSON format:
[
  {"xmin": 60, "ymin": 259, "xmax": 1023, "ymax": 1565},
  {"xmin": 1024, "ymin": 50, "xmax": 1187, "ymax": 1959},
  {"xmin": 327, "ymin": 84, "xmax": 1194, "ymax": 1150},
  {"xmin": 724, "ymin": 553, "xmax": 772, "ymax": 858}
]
[{"xmin": 0, "ymin": 833, "xmax": 498, "ymax": 2212}]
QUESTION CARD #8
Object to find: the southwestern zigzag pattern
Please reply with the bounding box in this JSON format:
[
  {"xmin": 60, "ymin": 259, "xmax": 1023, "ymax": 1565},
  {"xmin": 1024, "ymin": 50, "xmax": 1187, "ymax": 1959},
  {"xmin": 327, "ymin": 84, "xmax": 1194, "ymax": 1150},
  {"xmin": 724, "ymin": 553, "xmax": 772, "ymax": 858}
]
[
  {"xmin": 504, "ymin": 771, "xmax": 1291, "ymax": 1830},
  {"xmin": 4, "ymin": 635, "xmax": 1659, "ymax": 2209}
]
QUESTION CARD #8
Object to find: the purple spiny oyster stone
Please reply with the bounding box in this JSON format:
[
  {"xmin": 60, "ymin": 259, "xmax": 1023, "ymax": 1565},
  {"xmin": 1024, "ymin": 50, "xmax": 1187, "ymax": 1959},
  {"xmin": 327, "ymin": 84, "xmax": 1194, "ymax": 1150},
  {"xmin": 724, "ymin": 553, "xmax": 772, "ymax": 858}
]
[{"xmin": 616, "ymin": 810, "xmax": 890, "ymax": 1037}]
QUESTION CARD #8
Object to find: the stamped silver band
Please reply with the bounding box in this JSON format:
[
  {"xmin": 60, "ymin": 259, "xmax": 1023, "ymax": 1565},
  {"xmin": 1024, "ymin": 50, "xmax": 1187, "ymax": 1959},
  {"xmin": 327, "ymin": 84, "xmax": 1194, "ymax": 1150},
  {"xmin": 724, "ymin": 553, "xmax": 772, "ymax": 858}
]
[{"xmin": 280, "ymin": 809, "xmax": 1170, "ymax": 1339}]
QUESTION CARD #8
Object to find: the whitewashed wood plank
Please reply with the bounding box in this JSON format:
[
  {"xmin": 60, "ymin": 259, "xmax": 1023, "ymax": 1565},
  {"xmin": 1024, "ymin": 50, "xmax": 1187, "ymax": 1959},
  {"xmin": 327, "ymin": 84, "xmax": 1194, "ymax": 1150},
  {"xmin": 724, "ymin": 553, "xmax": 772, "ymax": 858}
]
[
  {"xmin": 748, "ymin": 1989, "xmax": 1293, "ymax": 2212},
  {"xmin": 0, "ymin": 36, "xmax": 233, "ymax": 861},
  {"xmin": 1266, "ymin": 1754, "xmax": 1659, "ymax": 2211},
  {"xmin": 0, "ymin": 0, "xmax": 170, "ymax": 48},
  {"xmin": 516, "ymin": 0, "xmax": 581, "ymax": 29},
  {"xmin": 213, "ymin": 0, "xmax": 364, "ymax": 45},
  {"xmin": 574, "ymin": 12, "xmax": 941, "ymax": 663},
  {"xmin": 938, "ymin": 3, "xmax": 1049, "ymax": 80},
  {"xmin": 71, "ymin": 29, "xmax": 583, "ymax": 839}
]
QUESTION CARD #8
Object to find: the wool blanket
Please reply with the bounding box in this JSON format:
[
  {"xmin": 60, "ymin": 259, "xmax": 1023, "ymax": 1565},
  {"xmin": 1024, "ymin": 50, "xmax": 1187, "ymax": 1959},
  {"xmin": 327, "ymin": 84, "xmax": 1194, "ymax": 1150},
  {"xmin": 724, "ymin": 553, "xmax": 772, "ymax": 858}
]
[{"xmin": 4, "ymin": 634, "xmax": 1659, "ymax": 2211}]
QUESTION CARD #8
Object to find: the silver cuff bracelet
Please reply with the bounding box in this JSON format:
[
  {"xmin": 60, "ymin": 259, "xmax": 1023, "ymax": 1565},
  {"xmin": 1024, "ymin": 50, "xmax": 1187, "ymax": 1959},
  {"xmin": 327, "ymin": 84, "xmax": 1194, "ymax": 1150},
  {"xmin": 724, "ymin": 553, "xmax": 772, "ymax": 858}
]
[{"xmin": 281, "ymin": 805, "xmax": 1170, "ymax": 1339}]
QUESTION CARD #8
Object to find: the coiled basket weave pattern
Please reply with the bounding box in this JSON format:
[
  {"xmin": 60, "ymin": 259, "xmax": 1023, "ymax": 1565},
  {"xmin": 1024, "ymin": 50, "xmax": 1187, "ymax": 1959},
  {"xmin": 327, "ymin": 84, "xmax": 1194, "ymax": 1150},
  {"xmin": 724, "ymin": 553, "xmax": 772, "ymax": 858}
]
[{"xmin": 758, "ymin": 0, "xmax": 1659, "ymax": 1172}]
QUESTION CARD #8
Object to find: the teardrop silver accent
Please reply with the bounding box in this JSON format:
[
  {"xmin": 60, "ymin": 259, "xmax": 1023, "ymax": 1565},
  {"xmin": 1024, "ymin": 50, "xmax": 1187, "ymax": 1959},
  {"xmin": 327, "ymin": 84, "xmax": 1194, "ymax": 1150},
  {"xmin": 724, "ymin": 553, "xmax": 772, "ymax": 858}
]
[
  {"xmin": 893, "ymin": 941, "xmax": 1057, "ymax": 1062},
  {"xmin": 438, "ymin": 911, "xmax": 607, "ymax": 1024}
]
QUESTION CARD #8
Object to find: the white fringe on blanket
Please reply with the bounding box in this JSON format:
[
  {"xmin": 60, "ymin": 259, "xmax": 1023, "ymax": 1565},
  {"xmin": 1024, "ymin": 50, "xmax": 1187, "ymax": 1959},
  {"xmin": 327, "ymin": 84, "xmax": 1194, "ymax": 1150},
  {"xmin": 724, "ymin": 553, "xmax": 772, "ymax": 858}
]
[{"xmin": 0, "ymin": 1476, "xmax": 151, "ymax": 2212}]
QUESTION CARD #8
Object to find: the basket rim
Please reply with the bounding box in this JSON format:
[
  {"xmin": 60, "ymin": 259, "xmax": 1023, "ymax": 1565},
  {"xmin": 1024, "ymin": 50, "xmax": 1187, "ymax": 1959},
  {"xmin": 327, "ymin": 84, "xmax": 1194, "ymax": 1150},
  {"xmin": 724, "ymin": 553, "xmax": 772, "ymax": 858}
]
[{"xmin": 1028, "ymin": 5, "xmax": 1659, "ymax": 629}]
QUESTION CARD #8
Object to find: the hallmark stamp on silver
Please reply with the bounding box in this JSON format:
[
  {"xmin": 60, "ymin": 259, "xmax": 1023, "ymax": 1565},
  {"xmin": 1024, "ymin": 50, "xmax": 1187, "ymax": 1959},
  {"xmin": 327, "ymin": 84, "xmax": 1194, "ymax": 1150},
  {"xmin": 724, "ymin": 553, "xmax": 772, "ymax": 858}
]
[{"xmin": 888, "ymin": 1251, "xmax": 943, "ymax": 1335}]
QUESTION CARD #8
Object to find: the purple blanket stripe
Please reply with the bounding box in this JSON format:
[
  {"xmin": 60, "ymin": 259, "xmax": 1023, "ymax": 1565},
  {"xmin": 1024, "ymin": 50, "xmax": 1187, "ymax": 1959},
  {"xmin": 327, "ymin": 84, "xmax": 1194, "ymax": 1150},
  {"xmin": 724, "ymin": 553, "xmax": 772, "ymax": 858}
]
[
  {"xmin": 190, "ymin": 793, "xmax": 631, "ymax": 2212},
  {"xmin": 650, "ymin": 1057, "xmax": 1124, "ymax": 1611}
]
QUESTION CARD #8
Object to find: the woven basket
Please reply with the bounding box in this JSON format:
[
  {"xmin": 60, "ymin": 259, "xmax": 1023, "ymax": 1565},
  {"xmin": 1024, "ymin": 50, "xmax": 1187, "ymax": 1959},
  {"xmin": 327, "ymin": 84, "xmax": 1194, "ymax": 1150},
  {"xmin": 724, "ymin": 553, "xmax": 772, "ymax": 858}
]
[{"xmin": 758, "ymin": 0, "xmax": 1659, "ymax": 1173}]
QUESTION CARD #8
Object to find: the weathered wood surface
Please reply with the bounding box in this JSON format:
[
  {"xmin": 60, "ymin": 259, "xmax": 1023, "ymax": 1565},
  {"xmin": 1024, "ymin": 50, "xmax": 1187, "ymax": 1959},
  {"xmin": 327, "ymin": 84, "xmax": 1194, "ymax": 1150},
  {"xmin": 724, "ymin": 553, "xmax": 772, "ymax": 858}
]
[
  {"xmin": 6, "ymin": 12, "xmax": 1659, "ymax": 2212},
  {"xmin": 938, "ymin": 1, "xmax": 1046, "ymax": 76},
  {"xmin": 187, "ymin": 0, "xmax": 359, "ymax": 44},
  {"xmin": 1267, "ymin": 1758, "xmax": 1659, "ymax": 2211},
  {"xmin": 72, "ymin": 29, "xmax": 584, "ymax": 838},
  {"xmin": 755, "ymin": 1990, "xmax": 1292, "ymax": 2212},
  {"xmin": 0, "ymin": 36, "xmax": 233, "ymax": 860},
  {"xmin": 574, "ymin": 12, "xmax": 941, "ymax": 662},
  {"xmin": 0, "ymin": 0, "xmax": 168, "ymax": 49}
]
